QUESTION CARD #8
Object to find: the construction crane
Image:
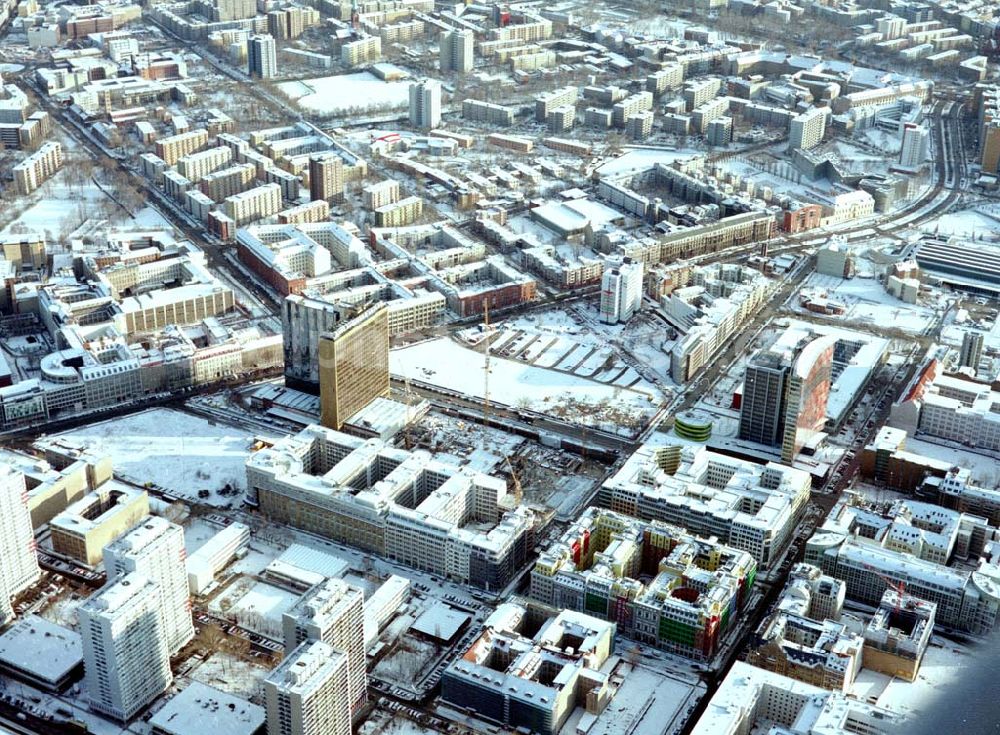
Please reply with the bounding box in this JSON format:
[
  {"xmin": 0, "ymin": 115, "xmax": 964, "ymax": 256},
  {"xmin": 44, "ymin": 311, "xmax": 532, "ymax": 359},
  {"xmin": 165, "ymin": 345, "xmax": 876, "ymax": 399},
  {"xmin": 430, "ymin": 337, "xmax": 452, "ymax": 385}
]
[
  {"xmin": 864, "ymin": 564, "xmax": 906, "ymax": 613},
  {"xmin": 482, "ymin": 300, "xmax": 491, "ymax": 446}
]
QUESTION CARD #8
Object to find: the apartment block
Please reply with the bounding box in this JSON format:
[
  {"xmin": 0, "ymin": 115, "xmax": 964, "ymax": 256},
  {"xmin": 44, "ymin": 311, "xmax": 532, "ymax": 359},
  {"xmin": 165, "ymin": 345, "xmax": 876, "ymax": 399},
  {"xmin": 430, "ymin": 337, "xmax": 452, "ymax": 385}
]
[
  {"xmin": 155, "ymin": 128, "xmax": 208, "ymax": 166},
  {"xmin": 790, "ymin": 107, "xmax": 830, "ymax": 150},
  {"xmin": 308, "ymin": 153, "xmax": 344, "ymax": 203},
  {"xmin": 13, "ymin": 141, "xmax": 63, "ymax": 195},
  {"xmin": 341, "ymin": 35, "xmax": 381, "ymax": 66},
  {"xmin": 176, "ymin": 145, "xmax": 232, "ymax": 183},
  {"xmin": 439, "ymin": 29, "xmax": 473, "ymax": 73},
  {"xmin": 362, "ymin": 180, "xmax": 400, "ymax": 210},
  {"xmin": 222, "ymin": 183, "xmax": 283, "ymax": 225},
  {"xmin": 535, "ymin": 86, "xmax": 578, "ymax": 122},
  {"xmin": 103, "ymin": 516, "xmax": 194, "ymax": 656},
  {"xmin": 613, "ymin": 91, "xmax": 654, "ymax": 127},
  {"xmin": 0, "ymin": 467, "xmax": 41, "ymax": 624},
  {"xmin": 282, "ymin": 578, "xmax": 365, "ymax": 714},
  {"xmin": 264, "ymin": 640, "xmax": 350, "ymax": 735},
  {"xmin": 462, "ymin": 99, "xmax": 515, "ymax": 126},
  {"xmin": 373, "ymin": 195, "xmax": 423, "ymax": 227},
  {"xmin": 80, "ymin": 574, "xmax": 172, "ymax": 722}
]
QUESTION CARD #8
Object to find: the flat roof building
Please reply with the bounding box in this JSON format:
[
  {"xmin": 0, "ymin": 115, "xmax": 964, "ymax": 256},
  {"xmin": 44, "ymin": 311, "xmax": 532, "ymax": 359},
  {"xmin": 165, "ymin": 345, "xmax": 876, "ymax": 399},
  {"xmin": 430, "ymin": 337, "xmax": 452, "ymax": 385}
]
[
  {"xmin": 50, "ymin": 484, "xmax": 149, "ymax": 567},
  {"xmin": 149, "ymin": 681, "xmax": 265, "ymax": 735}
]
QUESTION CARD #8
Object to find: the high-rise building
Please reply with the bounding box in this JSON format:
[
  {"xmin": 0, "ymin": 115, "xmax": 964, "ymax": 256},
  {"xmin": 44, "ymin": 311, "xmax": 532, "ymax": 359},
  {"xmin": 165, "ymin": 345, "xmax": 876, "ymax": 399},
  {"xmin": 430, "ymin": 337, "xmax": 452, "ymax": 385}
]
[
  {"xmin": 282, "ymin": 578, "xmax": 366, "ymax": 715},
  {"xmin": 739, "ymin": 355, "xmax": 789, "ymax": 447},
  {"xmin": 959, "ymin": 329, "xmax": 985, "ymax": 372},
  {"xmin": 0, "ymin": 467, "xmax": 41, "ymax": 624},
  {"xmin": 79, "ymin": 573, "xmax": 172, "ymax": 722},
  {"xmin": 308, "ymin": 153, "xmax": 344, "ymax": 203},
  {"xmin": 599, "ymin": 257, "xmax": 643, "ymax": 324},
  {"xmin": 408, "ymin": 80, "xmax": 441, "ymax": 129},
  {"xmin": 264, "ymin": 640, "xmax": 351, "ymax": 735},
  {"xmin": 780, "ymin": 337, "xmax": 835, "ymax": 463},
  {"xmin": 739, "ymin": 335, "xmax": 836, "ymax": 463},
  {"xmin": 981, "ymin": 120, "xmax": 1000, "ymax": 175},
  {"xmin": 789, "ymin": 107, "xmax": 828, "ymax": 150},
  {"xmin": 248, "ymin": 34, "xmax": 278, "ymax": 79},
  {"xmin": 439, "ymin": 29, "xmax": 473, "ymax": 73},
  {"xmin": 103, "ymin": 516, "xmax": 194, "ymax": 656},
  {"xmin": 318, "ymin": 303, "xmax": 390, "ymax": 430},
  {"xmin": 898, "ymin": 122, "xmax": 929, "ymax": 170}
]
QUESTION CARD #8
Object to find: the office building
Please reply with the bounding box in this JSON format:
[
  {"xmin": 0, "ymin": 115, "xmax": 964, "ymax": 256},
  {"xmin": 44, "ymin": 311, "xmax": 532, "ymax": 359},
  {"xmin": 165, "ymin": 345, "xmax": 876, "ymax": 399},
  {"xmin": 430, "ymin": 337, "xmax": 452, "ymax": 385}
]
[
  {"xmin": 690, "ymin": 662, "xmax": 901, "ymax": 735},
  {"xmin": 739, "ymin": 334, "xmax": 836, "ymax": 463},
  {"xmin": 282, "ymin": 578, "xmax": 365, "ymax": 714},
  {"xmin": 248, "ymin": 34, "xmax": 278, "ymax": 79},
  {"xmin": 598, "ymin": 257, "xmax": 643, "ymax": 324},
  {"xmin": 959, "ymin": 329, "xmax": 984, "ymax": 371},
  {"xmin": 318, "ymin": 303, "xmax": 390, "ymax": 430},
  {"xmin": 441, "ymin": 606, "xmax": 615, "ymax": 735},
  {"xmin": 263, "ymin": 640, "xmax": 351, "ymax": 735},
  {"xmin": 789, "ymin": 107, "xmax": 829, "ymax": 150},
  {"xmin": 898, "ymin": 372, "xmax": 1000, "ymax": 452},
  {"xmin": 50, "ymin": 485, "xmax": 150, "ymax": 567},
  {"xmin": 898, "ymin": 122, "xmax": 930, "ymax": 170},
  {"xmin": 0, "ymin": 467, "xmax": 41, "ymax": 624},
  {"xmin": 247, "ymin": 424, "xmax": 535, "ymax": 591},
  {"xmin": 409, "ymin": 80, "xmax": 441, "ymax": 129},
  {"xmin": 186, "ymin": 522, "xmax": 250, "ymax": 594},
  {"xmin": 104, "ymin": 516, "xmax": 194, "ymax": 655},
  {"xmin": 308, "ymin": 153, "xmax": 344, "ymax": 203},
  {"xmin": 80, "ymin": 573, "xmax": 172, "ymax": 722},
  {"xmin": 439, "ymin": 29, "xmax": 473, "ymax": 73},
  {"xmin": 746, "ymin": 564, "xmax": 863, "ymax": 692},
  {"xmin": 13, "ymin": 141, "xmax": 63, "ymax": 195},
  {"xmin": 597, "ymin": 441, "xmax": 810, "ymax": 566},
  {"xmin": 981, "ymin": 120, "xmax": 1000, "ymax": 174}
]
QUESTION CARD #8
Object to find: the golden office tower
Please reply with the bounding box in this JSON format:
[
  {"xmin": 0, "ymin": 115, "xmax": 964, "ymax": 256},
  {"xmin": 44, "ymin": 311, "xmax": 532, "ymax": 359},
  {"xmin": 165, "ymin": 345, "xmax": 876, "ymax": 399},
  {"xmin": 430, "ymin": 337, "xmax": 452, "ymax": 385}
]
[{"xmin": 319, "ymin": 303, "xmax": 390, "ymax": 429}]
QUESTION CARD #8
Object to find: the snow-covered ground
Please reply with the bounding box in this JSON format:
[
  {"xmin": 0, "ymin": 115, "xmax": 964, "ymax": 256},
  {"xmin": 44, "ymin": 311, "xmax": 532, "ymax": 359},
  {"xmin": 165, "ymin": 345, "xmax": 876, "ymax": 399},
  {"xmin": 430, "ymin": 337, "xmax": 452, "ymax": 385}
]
[
  {"xmin": 209, "ymin": 579, "xmax": 300, "ymax": 639},
  {"xmin": 42, "ymin": 408, "xmax": 257, "ymax": 507},
  {"xmin": 278, "ymin": 72, "xmax": 411, "ymax": 115},
  {"xmin": 796, "ymin": 273, "xmax": 940, "ymax": 335},
  {"xmin": 593, "ymin": 147, "xmax": 701, "ymax": 177},
  {"xmin": 850, "ymin": 636, "xmax": 969, "ymax": 720},
  {"xmin": 919, "ymin": 208, "xmax": 1000, "ymax": 237},
  {"xmin": 390, "ymin": 337, "xmax": 661, "ymax": 434},
  {"xmin": 188, "ymin": 652, "xmax": 270, "ymax": 700}
]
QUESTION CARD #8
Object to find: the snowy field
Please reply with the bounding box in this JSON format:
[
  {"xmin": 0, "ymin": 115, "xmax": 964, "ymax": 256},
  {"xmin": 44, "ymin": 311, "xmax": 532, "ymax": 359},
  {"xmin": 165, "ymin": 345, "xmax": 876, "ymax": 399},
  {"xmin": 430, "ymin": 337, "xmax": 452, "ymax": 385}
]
[
  {"xmin": 43, "ymin": 408, "xmax": 256, "ymax": 506},
  {"xmin": 279, "ymin": 72, "xmax": 411, "ymax": 115},
  {"xmin": 391, "ymin": 337, "xmax": 661, "ymax": 435}
]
